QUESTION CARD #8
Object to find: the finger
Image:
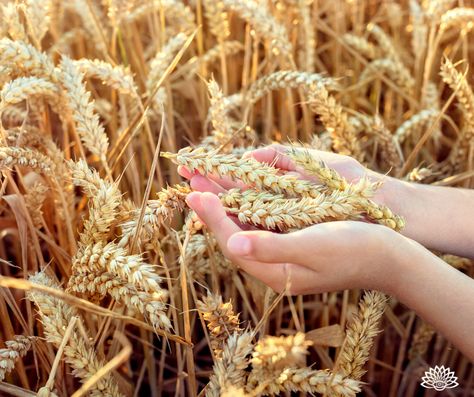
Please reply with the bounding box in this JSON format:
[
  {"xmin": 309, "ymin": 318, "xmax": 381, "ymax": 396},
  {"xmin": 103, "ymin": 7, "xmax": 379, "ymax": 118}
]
[
  {"xmin": 178, "ymin": 166, "xmax": 195, "ymax": 180},
  {"xmin": 285, "ymin": 170, "xmax": 317, "ymax": 182},
  {"xmin": 189, "ymin": 192, "xmax": 242, "ymax": 254},
  {"xmin": 226, "ymin": 229, "xmax": 318, "ymax": 266},
  {"xmin": 190, "ymin": 175, "xmax": 226, "ymax": 195},
  {"xmin": 206, "ymin": 173, "xmax": 247, "ymax": 191},
  {"xmin": 242, "ymin": 261, "xmax": 320, "ymax": 295},
  {"xmin": 244, "ymin": 144, "xmax": 296, "ymax": 171}
]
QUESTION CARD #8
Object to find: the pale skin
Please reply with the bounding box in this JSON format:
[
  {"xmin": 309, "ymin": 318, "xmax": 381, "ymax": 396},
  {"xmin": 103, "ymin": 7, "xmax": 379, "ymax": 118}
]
[{"xmin": 179, "ymin": 144, "xmax": 474, "ymax": 362}]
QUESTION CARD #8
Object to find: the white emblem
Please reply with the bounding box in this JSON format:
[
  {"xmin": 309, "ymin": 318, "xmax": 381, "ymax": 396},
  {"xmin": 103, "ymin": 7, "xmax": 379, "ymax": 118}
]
[{"xmin": 421, "ymin": 365, "xmax": 459, "ymax": 391}]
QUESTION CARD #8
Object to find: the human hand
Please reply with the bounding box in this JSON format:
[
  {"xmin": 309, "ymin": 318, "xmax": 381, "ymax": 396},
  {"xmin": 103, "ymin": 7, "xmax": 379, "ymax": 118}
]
[{"xmin": 186, "ymin": 191, "xmax": 406, "ymax": 295}]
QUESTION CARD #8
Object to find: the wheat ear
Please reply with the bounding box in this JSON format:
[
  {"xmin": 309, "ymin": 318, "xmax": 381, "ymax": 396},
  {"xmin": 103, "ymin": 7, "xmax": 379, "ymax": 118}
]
[
  {"xmin": 221, "ymin": 0, "xmax": 292, "ymax": 57},
  {"xmin": 124, "ymin": 0, "xmax": 195, "ymax": 33},
  {"xmin": 241, "ymin": 71, "xmax": 338, "ymax": 108},
  {"xmin": 1, "ymin": 4, "xmax": 28, "ymax": 42},
  {"xmin": 68, "ymin": 269, "xmax": 170, "ymax": 330},
  {"xmin": 163, "ymin": 147, "xmax": 323, "ymax": 198},
  {"xmin": 0, "ymin": 147, "xmax": 56, "ymax": 173},
  {"xmin": 288, "ymin": 148, "xmax": 405, "ymax": 230},
  {"xmin": 337, "ymin": 291, "xmax": 388, "ymax": 380},
  {"xmin": 73, "ymin": 59, "xmax": 137, "ymax": 95},
  {"xmin": 271, "ymin": 368, "xmax": 360, "ymax": 396},
  {"xmin": 21, "ymin": 0, "xmax": 51, "ymax": 43},
  {"xmin": 221, "ymin": 188, "xmax": 361, "ymax": 231},
  {"xmin": 118, "ymin": 184, "xmax": 191, "ymax": 249},
  {"xmin": 408, "ymin": 321, "xmax": 436, "ymax": 360},
  {"xmin": 203, "ymin": 0, "xmax": 230, "ymax": 40},
  {"xmin": 0, "ymin": 335, "xmax": 34, "ymax": 381},
  {"xmin": 440, "ymin": 7, "xmax": 474, "ymax": 32},
  {"xmin": 440, "ymin": 58, "xmax": 474, "ymax": 170},
  {"xmin": 207, "ymin": 331, "xmax": 254, "ymax": 397},
  {"xmin": 341, "ymin": 34, "xmax": 379, "ymax": 60},
  {"xmin": 27, "ymin": 272, "xmax": 123, "ymax": 396},
  {"xmin": 0, "ymin": 38, "xmax": 57, "ymax": 81},
  {"xmin": 197, "ymin": 293, "xmax": 242, "ymax": 357},
  {"xmin": 395, "ymin": 109, "xmax": 438, "ymax": 143},
  {"xmin": 360, "ymin": 58, "xmax": 415, "ymax": 94},
  {"xmin": 59, "ymin": 56, "xmax": 109, "ymax": 162}
]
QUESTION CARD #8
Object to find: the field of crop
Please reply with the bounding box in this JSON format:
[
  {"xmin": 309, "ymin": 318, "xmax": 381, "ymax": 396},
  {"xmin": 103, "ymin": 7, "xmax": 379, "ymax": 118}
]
[{"xmin": 0, "ymin": 0, "xmax": 473, "ymax": 396}]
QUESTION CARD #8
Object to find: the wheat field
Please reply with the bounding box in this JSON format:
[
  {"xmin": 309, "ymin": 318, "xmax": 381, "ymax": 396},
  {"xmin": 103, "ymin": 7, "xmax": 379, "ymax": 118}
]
[{"xmin": 0, "ymin": 0, "xmax": 473, "ymax": 396}]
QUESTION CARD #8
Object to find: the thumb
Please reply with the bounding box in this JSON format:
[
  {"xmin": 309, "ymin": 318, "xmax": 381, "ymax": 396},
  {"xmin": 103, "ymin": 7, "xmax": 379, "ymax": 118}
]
[{"xmin": 227, "ymin": 230, "xmax": 305, "ymax": 264}]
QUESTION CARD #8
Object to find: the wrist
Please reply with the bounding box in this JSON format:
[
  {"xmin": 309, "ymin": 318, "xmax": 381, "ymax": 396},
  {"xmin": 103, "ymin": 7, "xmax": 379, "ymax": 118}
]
[{"xmin": 381, "ymin": 232, "xmax": 429, "ymax": 300}]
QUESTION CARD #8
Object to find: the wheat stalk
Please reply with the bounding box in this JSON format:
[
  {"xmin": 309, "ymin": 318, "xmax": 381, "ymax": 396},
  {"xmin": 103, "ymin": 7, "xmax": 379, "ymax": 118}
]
[
  {"xmin": 395, "ymin": 109, "xmax": 438, "ymax": 143},
  {"xmin": 341, "ymin": 34, "xmax": 379, "ymax": 60},
  {"xmin": 73, "ymin": 59, "xmax": 137, "ymax": 95},
  {"xmin": 360, "ymin": 58, "xmax": 415, "ymax": 94}
]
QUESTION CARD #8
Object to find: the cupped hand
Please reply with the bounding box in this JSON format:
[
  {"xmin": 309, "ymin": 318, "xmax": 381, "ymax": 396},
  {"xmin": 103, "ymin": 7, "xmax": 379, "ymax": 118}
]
[{"xmin": 186, "ymin": 191, "xmax": 405, "ymax": 295}]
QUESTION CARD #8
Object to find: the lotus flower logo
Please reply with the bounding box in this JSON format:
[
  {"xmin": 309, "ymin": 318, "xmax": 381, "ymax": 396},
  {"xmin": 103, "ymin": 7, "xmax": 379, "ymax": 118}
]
[{"xmin": 421, "ymin": 365, "xmax": 459, "ymax": 391}]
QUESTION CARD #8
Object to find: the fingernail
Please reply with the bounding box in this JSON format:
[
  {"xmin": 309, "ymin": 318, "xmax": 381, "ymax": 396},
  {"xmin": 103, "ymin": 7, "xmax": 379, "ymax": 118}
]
[{"xmin": 228, "ymin": 235, "xmax": 251, "ymax": 256}]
